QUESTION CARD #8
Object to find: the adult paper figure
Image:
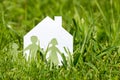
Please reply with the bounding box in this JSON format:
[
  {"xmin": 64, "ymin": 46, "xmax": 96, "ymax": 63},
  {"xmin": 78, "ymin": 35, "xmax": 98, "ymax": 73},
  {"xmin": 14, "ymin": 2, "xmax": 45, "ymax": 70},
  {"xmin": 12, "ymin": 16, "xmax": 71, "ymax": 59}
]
[
  {"xmin": 47, "ymin": 38, "xmax": 61, "ymax": 66},
  {"xmin": 24, "ymin": 36, "xmax": 40, "ymax": 62}
]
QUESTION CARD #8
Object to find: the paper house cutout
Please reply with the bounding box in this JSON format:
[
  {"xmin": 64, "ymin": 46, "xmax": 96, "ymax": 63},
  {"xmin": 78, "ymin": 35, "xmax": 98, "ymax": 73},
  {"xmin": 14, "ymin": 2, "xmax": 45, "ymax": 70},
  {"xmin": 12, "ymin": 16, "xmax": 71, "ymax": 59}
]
[{"xmin": 24, "ymin": 16, "xmax": 73, "ymax": 64}]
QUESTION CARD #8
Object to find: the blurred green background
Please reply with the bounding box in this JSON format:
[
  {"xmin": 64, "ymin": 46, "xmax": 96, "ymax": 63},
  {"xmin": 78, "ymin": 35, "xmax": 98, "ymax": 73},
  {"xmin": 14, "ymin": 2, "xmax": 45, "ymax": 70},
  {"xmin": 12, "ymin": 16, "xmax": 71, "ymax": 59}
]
[{"xmin": 0, "ymin": 0, "xmax": 120, "ymax": 80}]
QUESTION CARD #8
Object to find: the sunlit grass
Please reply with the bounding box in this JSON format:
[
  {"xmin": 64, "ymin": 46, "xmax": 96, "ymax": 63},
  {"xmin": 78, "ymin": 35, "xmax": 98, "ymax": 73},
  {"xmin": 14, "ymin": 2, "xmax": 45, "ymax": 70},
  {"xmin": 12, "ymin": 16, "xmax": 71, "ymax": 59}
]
[{"xmin": 0, "ymin": 0, "xmax": 120, "ymax": 79}]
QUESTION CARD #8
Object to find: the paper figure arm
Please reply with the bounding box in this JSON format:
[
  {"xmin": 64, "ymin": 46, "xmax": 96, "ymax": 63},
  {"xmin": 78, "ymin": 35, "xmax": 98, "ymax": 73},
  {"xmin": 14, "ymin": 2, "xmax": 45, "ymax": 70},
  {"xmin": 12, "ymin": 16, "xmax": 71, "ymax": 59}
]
[
  {"xmin": 57, "ymin": 48, "xmax": 62, "ymax": 55},
  {"xmin": 45, "ymin": 42, "xmax": 51, "ymax": 53},
  {"xmin": 38, "ymin": 40, "xmax": 41, "ymax": 51},
  {"xmin": 23, "ymin": 45, "xmax": 31, "ymax": 52}
]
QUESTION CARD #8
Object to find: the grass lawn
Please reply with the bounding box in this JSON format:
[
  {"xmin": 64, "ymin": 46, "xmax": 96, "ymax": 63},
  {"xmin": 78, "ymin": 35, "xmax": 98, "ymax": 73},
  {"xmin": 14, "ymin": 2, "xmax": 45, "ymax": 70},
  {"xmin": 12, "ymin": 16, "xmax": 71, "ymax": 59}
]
[{"xmin": 0, "ymin": 0, "xmax": 120, "ymax": 80}]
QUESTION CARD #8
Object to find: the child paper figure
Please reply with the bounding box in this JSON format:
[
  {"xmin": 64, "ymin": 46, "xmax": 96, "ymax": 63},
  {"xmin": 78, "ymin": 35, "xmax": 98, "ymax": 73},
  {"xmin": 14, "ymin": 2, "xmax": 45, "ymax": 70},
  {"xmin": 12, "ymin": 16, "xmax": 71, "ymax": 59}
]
[
  {"xmin": 24, "ymin": 36, "xmax": 40, "ymax": 62},
  {"xmin": 11, "ymin": 43, "xmax": 19, "ymax": 61},
  {"xmin": 47, "ymin": 38, "xmax": 61, "ymax": 66}
]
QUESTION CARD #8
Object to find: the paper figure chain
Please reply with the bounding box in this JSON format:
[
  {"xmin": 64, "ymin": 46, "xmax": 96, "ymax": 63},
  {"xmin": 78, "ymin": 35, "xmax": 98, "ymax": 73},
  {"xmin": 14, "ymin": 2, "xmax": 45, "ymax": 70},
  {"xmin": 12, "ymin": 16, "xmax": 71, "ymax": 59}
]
[{"xmin": 24, "ymin": 16, "xmax": 73, "ymax": 65}]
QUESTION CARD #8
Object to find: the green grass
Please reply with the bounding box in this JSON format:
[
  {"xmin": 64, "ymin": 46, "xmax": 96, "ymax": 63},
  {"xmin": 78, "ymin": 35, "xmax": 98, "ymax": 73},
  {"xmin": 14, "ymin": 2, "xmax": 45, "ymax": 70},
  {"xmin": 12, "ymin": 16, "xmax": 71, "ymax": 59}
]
[{"xmin": 0, "ymin": 0, "xmax": 120, "ymax": 80}]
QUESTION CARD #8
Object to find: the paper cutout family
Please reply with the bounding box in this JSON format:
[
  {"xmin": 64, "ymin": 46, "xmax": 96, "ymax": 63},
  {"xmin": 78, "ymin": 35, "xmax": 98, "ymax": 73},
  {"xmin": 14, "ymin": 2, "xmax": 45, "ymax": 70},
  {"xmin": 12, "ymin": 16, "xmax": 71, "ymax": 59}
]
[{"xmin": 24, "ymin": 16, "xmax": 73, "ymax": 65}]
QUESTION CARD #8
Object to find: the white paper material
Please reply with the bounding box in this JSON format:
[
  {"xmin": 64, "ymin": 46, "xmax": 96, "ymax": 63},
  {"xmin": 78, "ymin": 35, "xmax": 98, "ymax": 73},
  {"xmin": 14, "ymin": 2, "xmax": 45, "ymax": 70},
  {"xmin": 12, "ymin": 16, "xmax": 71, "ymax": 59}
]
[{"xmin": 24, "ymin": 16, "xmax": 73, "ymax": 65}]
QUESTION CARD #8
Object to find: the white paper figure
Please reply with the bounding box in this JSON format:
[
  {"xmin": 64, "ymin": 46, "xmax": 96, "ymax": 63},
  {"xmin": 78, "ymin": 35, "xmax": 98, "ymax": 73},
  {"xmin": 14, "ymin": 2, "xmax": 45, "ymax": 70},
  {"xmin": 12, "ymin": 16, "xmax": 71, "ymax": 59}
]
[
  {"xmin": 47, "ymin": 38, "xmax": 61, "ymax": 66},
  {"xmin": 24, "ymin": 16, "xmax": 73, "ymax": 65},
  {"xmin": 11, "ymin": 43, "xmax": 19, "ymax": 61},
  {"xmin": 24, "ymin": 36, "xmax": 40, "ymax": 62}
]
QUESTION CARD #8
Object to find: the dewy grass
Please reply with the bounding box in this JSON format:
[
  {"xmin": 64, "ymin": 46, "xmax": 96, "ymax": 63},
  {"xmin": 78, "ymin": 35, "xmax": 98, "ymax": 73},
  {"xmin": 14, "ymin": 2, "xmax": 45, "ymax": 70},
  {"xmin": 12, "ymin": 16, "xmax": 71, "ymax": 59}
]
[{"xmin": 0, "ymin": 0, "xmax": 120, "ymax": 80}]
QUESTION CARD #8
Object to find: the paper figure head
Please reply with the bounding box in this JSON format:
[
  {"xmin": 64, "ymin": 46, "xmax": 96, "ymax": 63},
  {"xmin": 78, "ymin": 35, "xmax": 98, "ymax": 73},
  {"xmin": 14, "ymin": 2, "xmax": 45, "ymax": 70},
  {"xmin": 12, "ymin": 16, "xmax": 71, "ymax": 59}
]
[
  {"xmin": 31, "ymin": 36, "xmax": 38, "ymax": 43},
  {"xmin": 50, "ymin": 38, "xmax": 58, "ymax": 45},
  {"xmin": 12, "ymin": 43, "xmax": 19, "ymax": 49}
]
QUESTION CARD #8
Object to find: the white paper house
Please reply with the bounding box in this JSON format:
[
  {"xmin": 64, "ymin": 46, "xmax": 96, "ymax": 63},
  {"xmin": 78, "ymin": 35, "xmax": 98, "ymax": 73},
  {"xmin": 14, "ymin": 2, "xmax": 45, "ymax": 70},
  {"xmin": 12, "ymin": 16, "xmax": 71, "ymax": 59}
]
[{"xmin": 24, "ymin": 16, "xmax": 73, "ymax": 64}]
